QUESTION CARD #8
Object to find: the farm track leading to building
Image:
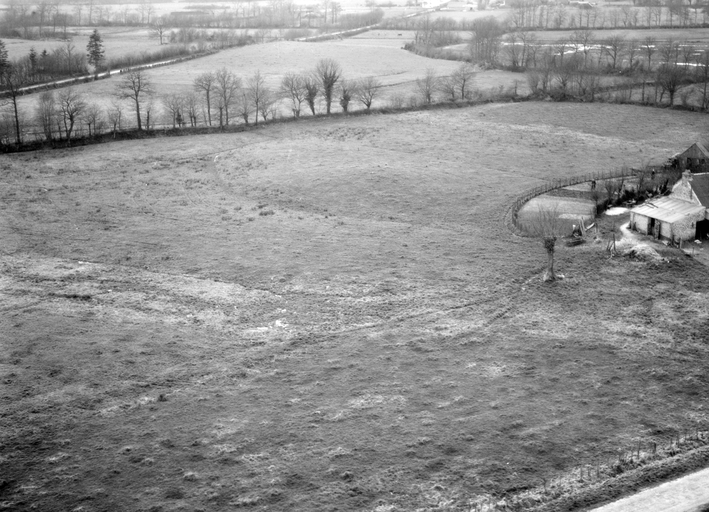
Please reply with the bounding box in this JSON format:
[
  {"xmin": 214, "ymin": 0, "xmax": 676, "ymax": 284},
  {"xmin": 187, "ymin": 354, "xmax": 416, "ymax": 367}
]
[{"xmin": 1, "ymin": 102, "xmax": 709, "ymax": 511}]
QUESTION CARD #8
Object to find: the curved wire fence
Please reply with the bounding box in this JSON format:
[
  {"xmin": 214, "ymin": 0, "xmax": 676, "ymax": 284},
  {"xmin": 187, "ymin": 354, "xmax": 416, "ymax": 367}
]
[{"xmin": 506, "ymin": 167, "xmax": 644, "ymax": 237}]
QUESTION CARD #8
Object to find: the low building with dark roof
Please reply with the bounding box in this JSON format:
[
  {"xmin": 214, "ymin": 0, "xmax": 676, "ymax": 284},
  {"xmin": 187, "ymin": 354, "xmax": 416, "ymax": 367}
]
[{"xmin": 677, "ymin": 142, "xmax": 709, "ymax": 173}]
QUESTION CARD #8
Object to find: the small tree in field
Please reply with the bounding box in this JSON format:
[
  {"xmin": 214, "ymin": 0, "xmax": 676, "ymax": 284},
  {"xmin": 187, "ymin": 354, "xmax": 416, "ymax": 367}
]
[
  {"xmin": 524, "ymin": 206, "xmax": 564, "ymax": 282},
  {"xmin": 150, "ymin": 17, "xmax": 170, "ymax": 45}
]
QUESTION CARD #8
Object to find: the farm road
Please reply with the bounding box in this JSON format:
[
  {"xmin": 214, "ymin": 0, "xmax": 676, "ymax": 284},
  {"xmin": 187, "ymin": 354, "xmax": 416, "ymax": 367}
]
[{"xmin": 590, "ymin": 466, "xmax": 709, "ymax": 512}]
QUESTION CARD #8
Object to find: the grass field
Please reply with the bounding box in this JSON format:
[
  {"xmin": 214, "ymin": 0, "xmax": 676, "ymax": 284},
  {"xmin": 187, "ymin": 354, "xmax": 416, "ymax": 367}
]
[
  {"xmin": 525, "ymin": 27, "xmax": 709, "ymax": 45},
  {"xmin": 2, "ymin": 102, "xmax": 709, "ymax": 511},
  {"xmin": 4, "ymin": 27, "xmax": 172, "ymax": 61}
]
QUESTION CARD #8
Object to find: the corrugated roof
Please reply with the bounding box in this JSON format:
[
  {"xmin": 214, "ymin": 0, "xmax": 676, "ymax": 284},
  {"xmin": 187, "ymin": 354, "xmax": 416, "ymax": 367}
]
[
  {"xmin": 691, "ymin": 173, "xmax": 709, "ymax": 207},
  {"xmin": 631, "ymin": 196, "xmax": 706, "ymax": 224}
]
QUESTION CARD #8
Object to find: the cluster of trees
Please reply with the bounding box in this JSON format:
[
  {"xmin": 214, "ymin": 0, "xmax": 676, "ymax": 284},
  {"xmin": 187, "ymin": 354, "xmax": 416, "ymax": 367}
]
[
  {"xmin": 0, "ymin": 39, "xmax": 88, "ymax": 86},
  {"xmin": 0, "ymin": 25, "xmax": 246, "ymax": 98},
  {"xmin": 0, "ymin": 0, "xmax": 384, "ymax": 39},
  {"xmin": 520, "ymin": 34, "xmax": 709, "ymax": 107},
  {"xmin": 0, "ymin": 58, "xmax": 484, "ymax": 146},
  {"xmin": 506, "ymin": 0, "xmax": 709, "ymax": 30},
  {"xmin": 186, "ymin": 58, "xmax": 383, "ymax": 128},
  {"xmin": 1, "ymin": 0, "xmax": 161, "ymax": 37}
]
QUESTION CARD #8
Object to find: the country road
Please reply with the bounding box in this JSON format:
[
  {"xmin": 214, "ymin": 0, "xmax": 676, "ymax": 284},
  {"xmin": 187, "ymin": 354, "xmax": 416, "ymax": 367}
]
[{"xmin": 590, "ymin": 467, "xmax": 709, "ymax": 512}]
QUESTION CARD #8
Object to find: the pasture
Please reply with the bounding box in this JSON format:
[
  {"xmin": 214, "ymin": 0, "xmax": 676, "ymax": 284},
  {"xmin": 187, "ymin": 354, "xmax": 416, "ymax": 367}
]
[
  {"xmin": 3, "ymin": 27, "xmax": 164, "ymax": 61},
  {"xmin": 2, "ymin": 102, "xmax": 709, "ymax": 511},
  {"xmin": 524, "ymin": 27, "xmax": 709, "ymax": 45}
]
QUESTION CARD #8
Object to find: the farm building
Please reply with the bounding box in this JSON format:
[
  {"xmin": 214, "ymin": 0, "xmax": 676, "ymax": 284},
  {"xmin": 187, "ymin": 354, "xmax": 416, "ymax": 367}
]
[
  {"xmin": 629, "ymin": 171, "xmax": 709, "ymax": 241},
  {"xmin": 675, "ymin": 142, "xmax": 709, "ymax": 173}
]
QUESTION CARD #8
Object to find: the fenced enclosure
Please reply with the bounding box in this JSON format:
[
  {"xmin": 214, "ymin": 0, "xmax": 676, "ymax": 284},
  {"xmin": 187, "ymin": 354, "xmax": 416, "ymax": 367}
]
[{"xmin": 506, "ymin": 167, "xmax": 667, "ymax": 237}]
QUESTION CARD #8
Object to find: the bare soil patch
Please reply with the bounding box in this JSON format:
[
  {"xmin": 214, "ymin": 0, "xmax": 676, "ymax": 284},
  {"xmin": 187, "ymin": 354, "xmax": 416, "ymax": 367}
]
[{"xmin": 1, "ymin": 102, "xmax": 709, "ymax": 511}]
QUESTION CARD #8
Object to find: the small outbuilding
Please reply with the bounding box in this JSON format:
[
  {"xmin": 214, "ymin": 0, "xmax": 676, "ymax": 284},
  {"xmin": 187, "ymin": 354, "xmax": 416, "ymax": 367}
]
[
  {"xmin": 629, "ymin": 171, "xmax": 709, "ymax": 242},
  {"xmin": 676, "ymin": 142, "xmax": 709, "ymax": 173}
]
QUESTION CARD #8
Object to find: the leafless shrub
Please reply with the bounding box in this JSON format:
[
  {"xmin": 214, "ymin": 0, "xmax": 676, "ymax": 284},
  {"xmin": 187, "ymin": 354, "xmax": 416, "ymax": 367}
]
[{"xmin": 521, "ymin": 205, "xmax": 564, "ymax": 282}]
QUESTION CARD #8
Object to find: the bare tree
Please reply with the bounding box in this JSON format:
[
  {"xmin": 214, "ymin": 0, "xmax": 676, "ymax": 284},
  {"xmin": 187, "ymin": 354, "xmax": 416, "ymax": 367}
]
[
  {"xmin": 572, "ymin": 29, "xmax": 594, "ymax": 67},
  {"xmin": 354, "ymin": 76, "xmax": 380, "ymax": 110},
  {"xmin": 338, "ymin": 78, "xmax": 355, "ymax": 112},
  {"xmin": 642, "ymin": 36, "xmax": 656, "ymax": 70},
  {"xmin": 57, "ymin": 87, "xmax": 86, "ymax": 143},
  {"xmin": 603, "ymin": 35, "xmax": 626, "ymax": 70},
  {"xmin": 106, "ymin": 101, "xmax": 123, "ymax": 137},
  {"xmin": 1, "ymin": 66, "xmax": 26, "ymax": 144},
  {"xmin": 236, "ymin": 92, "xmax": 253, "ymax": 125},
  {"xmin": 115, "ymin": 70, "xmax": 153, "ymax": 131},
  {"xmin": 523, "ymin": 206, "xmax": 563, "ymax": 282},
  {"xmin": 150, "ymin": 17, "xmax": 170, "ymax": 45},
  {"xmin": 81, "ymin": 102, "xmax": 103, "ymax": 137},
  {"xmin": 184, "ymin": 92, "xmax": 199, "ymax": 126},
  {"xmin": 314, "ymin": 58, "xmax": 341, "ymax": 114},
  {"xmin": 258, "ymin": 88, "xmax": 277, "ymax": 122},
  {"xmin": 695, "ymin": 50, "xmax": 709, "ymax": 110},
  {"xmin": 656, "ymin": 63, "xmax": 686, "ymax": 106},
  {"xmin": 452, "ymin": 63, "xmax": 476, "ymax": 100},
  {"xmin": 280, "ymin": 72, "xmax": 306, "ymax": 118},
  {"xmin": 35, "ymin": 90, "xmax": 56, "ymax": 142},
  {"xmin": 214, "ymin": 68, "xmax": 241, "ymax": 126},
  {"xmin": 438, "ymin": 75, "xmax": 458, "ymax": 101},
  {"xmin": 303, "ymin": 73, "xmax": 319, "ymax": 115},
  {"xmin": 626, "ymin": 39, "xmax": 639, "ymax": 70},
  {"xmin": 246, "ymin": 70, "xmax": 267, "ymax": 125},
  {"xmin": 193, "ymin": 71, "xmax": 215, "ymax": 126},
  {"xmin": 416, "ymin": 68, "xmax": 439, "ymax": 105},
  {"xmin": 553, "ymin": 38, "xmax": 570, "ymax": 66},
  {"xmin": 143, "ymin": 97, "xmax": 156, "ymax": 130},
  {"xmin": 505, "ymin": 32, "xmax": 523, "ymax": 70},
  {"xmin": 162, "ymin": 93, "xmax": 185, "ymax": 128},
  {"xmin": 469, "ymin": 16, "xmax": 504, "ymax": 64},
  {"xmin": 659, "ymin": 39, "xmax": 680, "ymax": 66}
]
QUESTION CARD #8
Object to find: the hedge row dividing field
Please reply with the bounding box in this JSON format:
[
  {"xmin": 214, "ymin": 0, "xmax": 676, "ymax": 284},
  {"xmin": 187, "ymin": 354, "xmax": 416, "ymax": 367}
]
[{"xmin": 1, "ymin": 102, "xmax": 709, "ymax": 511}]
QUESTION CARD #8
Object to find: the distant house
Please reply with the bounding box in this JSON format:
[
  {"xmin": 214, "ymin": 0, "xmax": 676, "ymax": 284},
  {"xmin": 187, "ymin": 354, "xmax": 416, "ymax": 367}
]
[
  {"xmin": 629, "ymin": 171, "xmax": 709, "ymax": 242},
  {"xmin": 676, "ymin": 142, "xmax": 709, "ymax": 173}
]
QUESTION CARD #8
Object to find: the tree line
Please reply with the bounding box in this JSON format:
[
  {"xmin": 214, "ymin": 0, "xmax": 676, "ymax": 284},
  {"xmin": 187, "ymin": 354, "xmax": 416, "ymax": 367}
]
[
  {"xmin": 0, "ymin": 59, "xmax": 486, "ymax": 147},
  {"xmin": 466, "ymin": 23, "xmax": 709, "ymax": 108},
  {"xmin": 383, "ymin": 2, "xmax": 709, "ymax": 34}
]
